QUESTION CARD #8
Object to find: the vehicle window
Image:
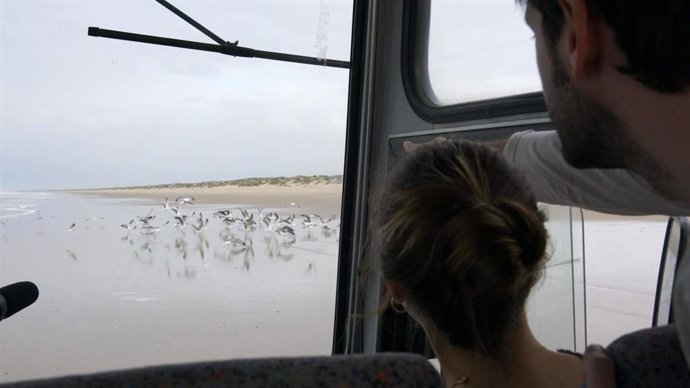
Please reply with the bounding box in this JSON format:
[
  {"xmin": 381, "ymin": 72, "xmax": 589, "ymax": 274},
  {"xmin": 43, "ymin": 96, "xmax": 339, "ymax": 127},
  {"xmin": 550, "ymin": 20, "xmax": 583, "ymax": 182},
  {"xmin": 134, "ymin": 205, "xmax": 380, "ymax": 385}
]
[
  {"xmin": 0, "ymin": 0, "xmax": 352, "ymax": 383},
  {"xmin": 526, "ymin": 204, "xmax": 585, "ymax": 351},
  {"xmin": 528, "ymin": 207, "xmax": 667, "ymax": 350},
  {"xmin": 582, "ymin": 211, "xmax": 667, "ymax": 345},
  {"xmin": 426, "ymin": 0, "xmax": 541, "ymax": 105}
]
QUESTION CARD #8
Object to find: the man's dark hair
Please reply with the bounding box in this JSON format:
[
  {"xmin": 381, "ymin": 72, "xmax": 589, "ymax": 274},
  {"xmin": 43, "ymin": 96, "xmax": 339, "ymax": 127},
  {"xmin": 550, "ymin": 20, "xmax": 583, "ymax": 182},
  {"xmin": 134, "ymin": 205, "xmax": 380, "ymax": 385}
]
[{"xmin": 519, "ymin": 0, "xmax": 690, "ymax": 93}]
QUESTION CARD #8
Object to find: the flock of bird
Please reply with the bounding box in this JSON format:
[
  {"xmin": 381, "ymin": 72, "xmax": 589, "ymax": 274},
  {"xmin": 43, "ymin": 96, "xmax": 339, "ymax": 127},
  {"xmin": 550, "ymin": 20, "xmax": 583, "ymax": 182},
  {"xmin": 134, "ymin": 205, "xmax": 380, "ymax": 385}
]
[
  {"xmin": 0, "ymin": 195, "xmax": 340, "ymax": 277},
  {"xmin": 111, "ymin": 196, "xmax": 339, "ymax": 273}
]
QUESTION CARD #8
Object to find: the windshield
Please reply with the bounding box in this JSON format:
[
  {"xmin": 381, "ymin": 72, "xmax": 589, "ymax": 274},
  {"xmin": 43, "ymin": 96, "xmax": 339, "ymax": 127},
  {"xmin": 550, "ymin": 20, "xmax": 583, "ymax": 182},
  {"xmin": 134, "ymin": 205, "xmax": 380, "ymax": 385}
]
[{"xmin": 0, "ymin": 0, "xmax": 353, "ymax": 382}]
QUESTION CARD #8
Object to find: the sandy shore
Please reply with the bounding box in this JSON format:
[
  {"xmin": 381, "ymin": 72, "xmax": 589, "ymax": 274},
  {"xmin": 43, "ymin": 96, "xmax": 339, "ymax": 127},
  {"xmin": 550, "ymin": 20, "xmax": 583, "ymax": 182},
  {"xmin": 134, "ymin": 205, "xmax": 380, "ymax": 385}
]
[{"xmin": 72, "ymin": 184, "xmax": 343, "ymax": 215}]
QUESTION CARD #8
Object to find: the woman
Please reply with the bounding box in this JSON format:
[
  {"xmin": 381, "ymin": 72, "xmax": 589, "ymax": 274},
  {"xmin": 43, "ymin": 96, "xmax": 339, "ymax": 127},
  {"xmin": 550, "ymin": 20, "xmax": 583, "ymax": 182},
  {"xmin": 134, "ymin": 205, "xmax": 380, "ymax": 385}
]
[{"xmin": 375, "ymin": 139, "xmax": 583, "ymax": 387}]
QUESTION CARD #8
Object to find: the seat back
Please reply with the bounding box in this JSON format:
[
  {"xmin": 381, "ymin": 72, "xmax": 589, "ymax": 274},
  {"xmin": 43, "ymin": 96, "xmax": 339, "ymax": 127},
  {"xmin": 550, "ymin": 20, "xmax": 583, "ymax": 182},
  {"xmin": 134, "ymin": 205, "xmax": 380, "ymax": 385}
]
[{"xmin": 3, "ymin": 353, "xmax": 443, "ymax": 388}]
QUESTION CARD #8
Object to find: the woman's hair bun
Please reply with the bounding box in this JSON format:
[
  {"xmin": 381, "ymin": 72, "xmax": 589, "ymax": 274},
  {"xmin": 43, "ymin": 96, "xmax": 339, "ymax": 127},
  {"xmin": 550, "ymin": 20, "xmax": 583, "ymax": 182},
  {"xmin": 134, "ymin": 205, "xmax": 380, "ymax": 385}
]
[
  {"xmin": 376, "ymin": 139, "xmax": 549, "ymax": 357},
  {"xmin": 452, "ymin": 197, "xmax": 547, "ymax": 296}
]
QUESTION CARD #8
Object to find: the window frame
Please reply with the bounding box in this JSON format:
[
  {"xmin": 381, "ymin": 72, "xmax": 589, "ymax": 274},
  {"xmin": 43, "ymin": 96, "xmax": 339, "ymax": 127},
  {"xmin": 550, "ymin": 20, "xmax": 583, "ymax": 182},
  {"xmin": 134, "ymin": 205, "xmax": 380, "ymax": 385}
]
[
  {"xmin": 401, "ymin": 0, "xmax": 548, "ymax": 124},
  {"xmin": 332, "ymin": 0, "xmax": 369, "ymax": 355}
]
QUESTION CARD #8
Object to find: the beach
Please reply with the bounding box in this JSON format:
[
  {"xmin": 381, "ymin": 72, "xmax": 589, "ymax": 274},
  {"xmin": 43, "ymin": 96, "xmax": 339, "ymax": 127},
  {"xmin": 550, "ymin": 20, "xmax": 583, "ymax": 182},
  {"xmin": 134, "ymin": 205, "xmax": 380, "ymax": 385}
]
[
  {"xmin": 77, "ymin": 183, "xmax": 343, "ymax": 215},
  {"xmin": 0, "ymin": 185, "xmax": 668, "ymax": 383},
  {"xmin": 0, "ymin": 184, "xmax": 343, "ymax": 383}
]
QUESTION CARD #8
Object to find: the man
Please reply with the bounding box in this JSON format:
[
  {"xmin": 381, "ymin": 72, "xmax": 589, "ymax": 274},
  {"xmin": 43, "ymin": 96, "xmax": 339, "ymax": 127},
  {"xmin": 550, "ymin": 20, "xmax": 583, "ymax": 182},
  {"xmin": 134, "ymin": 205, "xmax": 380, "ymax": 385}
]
[
  {"xmin": 519, "ymin": 0, "xmax": 689, "ymax": 386},
  {"xmin": 520, "ymin": 0, "xmax": 690, "ymax": 202},
  {"xmin": 410, "ymin": 0, "xmax": 690, "ymax": 385}
]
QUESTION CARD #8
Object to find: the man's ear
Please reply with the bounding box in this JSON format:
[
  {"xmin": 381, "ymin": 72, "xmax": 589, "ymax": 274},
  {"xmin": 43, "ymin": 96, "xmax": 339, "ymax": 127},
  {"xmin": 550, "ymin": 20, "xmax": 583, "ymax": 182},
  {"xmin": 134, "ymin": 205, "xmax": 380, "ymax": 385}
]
[
  {"xmin": 385, "ymin": 280, "xmax": 405, "ymax": 303},
  {"xmin": 558, "ymin": 0, "xmax": 600, "ymax": 78}
]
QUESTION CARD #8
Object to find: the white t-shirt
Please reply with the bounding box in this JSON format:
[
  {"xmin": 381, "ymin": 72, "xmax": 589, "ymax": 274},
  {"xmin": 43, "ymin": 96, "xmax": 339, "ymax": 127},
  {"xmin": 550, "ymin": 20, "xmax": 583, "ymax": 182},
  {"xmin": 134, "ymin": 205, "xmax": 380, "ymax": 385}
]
[
  {"xmin": 503, "ymin": 129, "xmax": 690, "ymax": 365},
  {"xmin": 503, "ymin": 130, "xmax": 690, "ymax": 216}
]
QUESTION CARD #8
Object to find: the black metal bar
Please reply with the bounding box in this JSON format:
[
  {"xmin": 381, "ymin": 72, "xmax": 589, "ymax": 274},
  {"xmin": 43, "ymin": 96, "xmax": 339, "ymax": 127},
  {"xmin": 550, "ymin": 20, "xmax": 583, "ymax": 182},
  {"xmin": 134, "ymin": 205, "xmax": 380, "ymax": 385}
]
[
  {"xmin": 154, "ymin": 0, "xmax": 230, "ymax": 46},
  {"xmin": 332, "ymin": 0, "xmax": 367, "ymax": 354},
  {"xmin": 88, "ymin": 27, "xmax": 350, "ymax": 69}
]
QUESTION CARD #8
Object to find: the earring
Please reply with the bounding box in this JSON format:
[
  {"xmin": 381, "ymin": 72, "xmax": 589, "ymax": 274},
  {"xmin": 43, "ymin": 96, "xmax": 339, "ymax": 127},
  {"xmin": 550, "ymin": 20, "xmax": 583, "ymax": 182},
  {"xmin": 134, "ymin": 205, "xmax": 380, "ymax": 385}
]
[{"xmin": 390, "ymin": 299, "xmax": 407, "ymax": 313}]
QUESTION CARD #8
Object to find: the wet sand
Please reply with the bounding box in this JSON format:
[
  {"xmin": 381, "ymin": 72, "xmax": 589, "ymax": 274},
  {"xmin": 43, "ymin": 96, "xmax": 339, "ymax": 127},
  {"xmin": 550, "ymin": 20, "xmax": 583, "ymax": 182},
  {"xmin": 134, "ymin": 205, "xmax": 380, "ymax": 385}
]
[{"xmin": 0, "ymin": 188, "xmax": 342, "ymax": 383}]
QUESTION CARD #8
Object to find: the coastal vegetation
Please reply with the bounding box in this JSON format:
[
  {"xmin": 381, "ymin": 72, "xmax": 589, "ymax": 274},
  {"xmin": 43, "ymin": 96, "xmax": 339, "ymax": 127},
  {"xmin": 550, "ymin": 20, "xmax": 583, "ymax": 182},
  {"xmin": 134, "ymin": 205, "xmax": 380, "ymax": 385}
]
[{"xmin": 97, "ymin": 175, "xmax": 343, "ymax": 190}]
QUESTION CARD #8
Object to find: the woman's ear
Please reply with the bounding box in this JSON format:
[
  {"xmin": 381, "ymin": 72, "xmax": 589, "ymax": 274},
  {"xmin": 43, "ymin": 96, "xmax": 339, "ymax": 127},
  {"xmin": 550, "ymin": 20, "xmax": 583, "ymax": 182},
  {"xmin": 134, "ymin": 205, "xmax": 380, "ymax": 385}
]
[{"xmin": 385, "ymin": 280, "xmax": 406, "ymax": 303}]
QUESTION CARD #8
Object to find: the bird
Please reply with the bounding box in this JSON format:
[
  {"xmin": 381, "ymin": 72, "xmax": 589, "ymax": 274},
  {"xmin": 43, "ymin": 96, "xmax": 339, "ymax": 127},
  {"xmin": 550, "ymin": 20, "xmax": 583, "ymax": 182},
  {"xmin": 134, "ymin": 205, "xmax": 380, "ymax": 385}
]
[
  {"xmin": 190, "ymin": 213, "xmax": 209, "ymax": 233},
  {"xmin": 175, "ymin": 196, "xmax": 195, "ymax": 206},
  {"xmin": 214, "ymin": 210, "xmax": 232, "ymax": 218},
  {"xmin": 137, "ymin": 210, "xmax": 155, "ymax": 225},
  {"xmin": 174, "ymin": 213, "xmax": 195, "ymax": 228},
  {"xmin": 302, "ymin": 215, "xmax": 318, "ymax": 229},
  {"xmin": 120, "ymin": 219, "xmax": 136, "ymax": 230},
  {"xmin": 317, "ymin": 215, "xmax": 336, "ymax": 225},
  {"xmin": 279, "ymin": 214, "xmax": 295, "ymax": 225},
  {"xmin": 277, "ymin": 225, "xmax": 295, "ymax": 236},
  {"xmin": 65, "ymin": 223, "xmax": 76, "ymax": 232},
  {"xmin": 321, "ymin": 224, "xmax": 335, "ymax": 237},
  {"xmin": 65, "ymin": 249, "xmax": 78, "ymax": 261}
]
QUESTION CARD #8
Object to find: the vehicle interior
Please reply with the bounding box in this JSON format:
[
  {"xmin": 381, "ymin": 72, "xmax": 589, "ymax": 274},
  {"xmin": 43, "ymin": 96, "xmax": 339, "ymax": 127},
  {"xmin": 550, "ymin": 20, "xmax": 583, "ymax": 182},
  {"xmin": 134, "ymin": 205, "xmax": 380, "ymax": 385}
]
[{"xmin": 1, "ymin": 0, "xmax": 688, "ymax": 386}]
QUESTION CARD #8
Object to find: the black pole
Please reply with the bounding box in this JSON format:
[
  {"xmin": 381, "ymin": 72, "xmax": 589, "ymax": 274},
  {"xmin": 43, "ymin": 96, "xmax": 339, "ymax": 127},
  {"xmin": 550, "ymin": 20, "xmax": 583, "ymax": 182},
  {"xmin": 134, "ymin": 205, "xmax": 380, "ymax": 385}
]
[
  {"xmin": 88, "ymin": 27, "xmax": 350, "ymax": 69},
  {"xmin": 154, "ymin": 0, "xmax": 232, "ymax": 46}
]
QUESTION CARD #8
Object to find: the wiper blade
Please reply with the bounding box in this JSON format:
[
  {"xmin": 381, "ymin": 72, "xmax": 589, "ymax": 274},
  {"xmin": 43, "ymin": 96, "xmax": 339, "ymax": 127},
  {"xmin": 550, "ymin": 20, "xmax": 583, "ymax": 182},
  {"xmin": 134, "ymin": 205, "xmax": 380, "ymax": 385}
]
[
  {"xmin": 154, "ymin": 0, "xmax": 232, "ymax": 46},
  {"xmin": 88, "ymin": 27, "xmax": 349, "ymax": 69},
  {"xmin": 87, "ymin": 0, "xmax": 349, "ymax": 69}
]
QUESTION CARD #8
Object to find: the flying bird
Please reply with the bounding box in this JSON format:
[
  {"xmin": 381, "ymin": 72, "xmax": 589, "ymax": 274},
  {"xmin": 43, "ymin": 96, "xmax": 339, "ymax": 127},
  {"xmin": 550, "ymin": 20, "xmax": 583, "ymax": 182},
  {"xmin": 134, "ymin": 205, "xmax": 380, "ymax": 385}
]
[{"xmin": 175, "ymin": 196, "xmax": 195, "ymax": 206}]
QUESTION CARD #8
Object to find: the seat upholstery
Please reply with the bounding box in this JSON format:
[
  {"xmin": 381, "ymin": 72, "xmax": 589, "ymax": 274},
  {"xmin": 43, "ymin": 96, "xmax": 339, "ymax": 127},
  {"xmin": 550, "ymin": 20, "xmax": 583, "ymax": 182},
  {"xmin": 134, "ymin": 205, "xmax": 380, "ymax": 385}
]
[{"xmin": 3, "ymin": 352, "xmax": 443, "ymax": 388}]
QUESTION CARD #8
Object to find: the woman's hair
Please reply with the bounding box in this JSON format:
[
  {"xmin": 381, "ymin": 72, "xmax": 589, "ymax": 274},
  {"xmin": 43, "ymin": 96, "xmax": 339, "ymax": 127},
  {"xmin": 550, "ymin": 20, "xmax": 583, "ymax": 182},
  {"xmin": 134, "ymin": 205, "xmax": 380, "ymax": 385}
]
[{"xmin": 375, "ymin": 139, "xmax": 548, "ymax": 358}]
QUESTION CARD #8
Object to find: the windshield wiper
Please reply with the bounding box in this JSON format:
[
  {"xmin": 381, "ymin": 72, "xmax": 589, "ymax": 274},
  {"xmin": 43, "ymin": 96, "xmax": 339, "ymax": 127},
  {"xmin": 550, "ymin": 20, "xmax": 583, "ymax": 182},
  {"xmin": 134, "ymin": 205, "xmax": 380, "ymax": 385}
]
[{"xmin": 87, "ymin": 0, "xmax": 349, "ymax": 69}]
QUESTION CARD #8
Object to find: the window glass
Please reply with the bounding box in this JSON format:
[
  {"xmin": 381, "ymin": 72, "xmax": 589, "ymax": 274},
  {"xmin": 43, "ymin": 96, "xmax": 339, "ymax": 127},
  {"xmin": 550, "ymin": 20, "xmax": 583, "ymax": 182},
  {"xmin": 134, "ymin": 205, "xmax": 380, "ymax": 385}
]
[
  {"xmin": 426, "ymin": 0, "xmax": 541, "ymax": 105},
  {"xmin": 0, "ymin": 0, "xmax": 352, "ymax": 383},
  {"xmin": 529, "ymin": 208, "xmax": 667, "ymax": 349},
  {"xmin": 582, "ymin": 212, "xmax": 667, "ymax": 345},
  {"xmin": 526, "ymin": 204, "xmax": 585, "ymax": 351}
]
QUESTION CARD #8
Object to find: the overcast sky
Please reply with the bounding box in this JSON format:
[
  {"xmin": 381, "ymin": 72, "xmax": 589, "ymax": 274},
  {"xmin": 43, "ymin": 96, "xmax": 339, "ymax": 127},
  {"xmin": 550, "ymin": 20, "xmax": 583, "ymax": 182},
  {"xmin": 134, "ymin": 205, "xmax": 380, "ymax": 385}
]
[
  {"xmin": 1, "ymin": 0, "xmax": 352, "ymax": 190},
  {"xmin": 0, "ymin": 0, "xmax": 539, "ymax": 191}
]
